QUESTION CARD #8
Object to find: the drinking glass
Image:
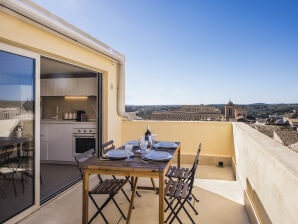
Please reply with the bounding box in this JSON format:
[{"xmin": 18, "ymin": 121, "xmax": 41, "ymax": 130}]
[
  {"xmin": 125, "ymin": 143, "xmax": 133, "ymax": 153},
  {"xmin": 140, "ymin": 141, "xmax": 148, "ymax": 152},
  {"xmin": 151, "ymin": 134, "xmax": 157, "ymax": 146},
  {"xmin": 125, "ymin": 143, "xmax": 133, "ymax": 158},
  {"xmin": 138, "ymin": 136, "xmax": 144, "ymax": 148}
]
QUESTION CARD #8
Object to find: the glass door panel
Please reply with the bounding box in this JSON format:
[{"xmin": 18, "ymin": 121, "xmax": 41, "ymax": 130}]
[{"xmin": 0, "ymin": 50, "xmax": 36, "ymax": 223}]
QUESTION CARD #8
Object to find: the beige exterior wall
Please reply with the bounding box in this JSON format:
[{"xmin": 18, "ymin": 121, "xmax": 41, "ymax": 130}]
[
  {"xmin": 121, "ymin": 120, "xmax": 234, "ymax": 164},
  {"xmin": 0, "ymin": 10, "xmax": 122, "ymax": 143},
  {"xmin": 233, "ymin": 123, "xmax": 298, "ymax": 224}
]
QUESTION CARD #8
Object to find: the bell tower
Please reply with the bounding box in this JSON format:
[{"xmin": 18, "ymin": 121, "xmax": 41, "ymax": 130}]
[{"xmin": 225, "ymin": 100, "xmax": 236, "ymax": 121}]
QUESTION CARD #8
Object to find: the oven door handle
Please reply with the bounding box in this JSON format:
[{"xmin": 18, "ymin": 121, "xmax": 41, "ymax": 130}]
[{"xmin": 73, "ymin": 135, "xmax": 96, "ymax": 138}]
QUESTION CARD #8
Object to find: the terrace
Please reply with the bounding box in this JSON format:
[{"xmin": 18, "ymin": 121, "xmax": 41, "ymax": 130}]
[
  {"xmin": 18, "ymin": 121, "xmax": 297, "ymax": 223},
  {"xmin": 1, "ymin": 1, "xmax": 297, "ymax": 223}
]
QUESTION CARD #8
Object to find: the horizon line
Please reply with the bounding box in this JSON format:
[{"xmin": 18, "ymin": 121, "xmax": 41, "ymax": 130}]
[{"xmin": 125, "ymin": 103, "xmax": 298, "ymax": 106}]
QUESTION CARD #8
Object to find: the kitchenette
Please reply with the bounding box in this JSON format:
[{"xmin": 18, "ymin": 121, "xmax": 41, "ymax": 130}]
[
  {"xmin": 39, "ymin": 56, "xmax": 101, "ymax": 201},
  {"xmin": 40, "ymin": 76, "xmax": 98, "ymax": 163},
  {"xmin": 40, "ymin": 57, "xmax": 99, "ymax": 162}
]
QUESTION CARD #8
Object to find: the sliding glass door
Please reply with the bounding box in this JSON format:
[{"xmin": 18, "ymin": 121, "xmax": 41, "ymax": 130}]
[{"xmin": 0, "ymin": 44, "xmax": 39, "ymax": 223}]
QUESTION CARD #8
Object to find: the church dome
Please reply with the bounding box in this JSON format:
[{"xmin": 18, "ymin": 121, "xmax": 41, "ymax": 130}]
[{"xmin": 227, "ymin": 100, "xmax": 234, "ymax": 105}]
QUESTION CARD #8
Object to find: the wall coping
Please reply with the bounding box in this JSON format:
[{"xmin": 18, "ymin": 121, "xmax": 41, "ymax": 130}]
[{"xmin": 233, "ymin": 123, "xmax": 298, "ymax": 178}]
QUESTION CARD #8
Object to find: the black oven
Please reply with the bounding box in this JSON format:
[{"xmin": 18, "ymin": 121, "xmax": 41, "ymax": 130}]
[{"xmin": 73, "ymin": 128, "xmax": 96, "ymax": 156}]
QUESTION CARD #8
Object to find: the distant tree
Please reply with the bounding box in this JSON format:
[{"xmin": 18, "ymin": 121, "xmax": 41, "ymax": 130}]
[{"xmin": 246, "ymin": 115, "xmax": 256, "ymax": 120}]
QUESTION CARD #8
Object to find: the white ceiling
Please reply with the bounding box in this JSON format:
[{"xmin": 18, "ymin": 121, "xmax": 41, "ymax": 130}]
[{"xmin": 40, "ymin": 57, "xmax": 95, "ymax": 76}]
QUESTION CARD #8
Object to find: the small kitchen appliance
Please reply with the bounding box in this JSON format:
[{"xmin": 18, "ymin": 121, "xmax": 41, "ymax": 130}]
[{"xmin": 76, "ymin": 110, "xmax": 86, "ymax": 121}]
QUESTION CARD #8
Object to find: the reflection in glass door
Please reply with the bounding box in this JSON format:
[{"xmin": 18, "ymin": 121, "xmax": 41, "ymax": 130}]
[{"xmin": 0, "ymin": 49, "xmax": 36, "ymax": 223}]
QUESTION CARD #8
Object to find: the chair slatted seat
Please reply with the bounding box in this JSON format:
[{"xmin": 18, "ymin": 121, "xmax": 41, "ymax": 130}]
[
  {"xmin": 165, "ymin": 181, "xmax": 189, "ymax": 198},
  {"xmin": 168, "ymin": 180, "xmax": 178, "ymax": 197},
  {"xmin": 166, "ymin": 166, "xmax": 190, "ymax": 179},
  {"xmin": 176, "ymin": 182, "xmax": 188, "ymax": 198},
  {"xmin": 90, "ymin": 179, "xmax": 128, "ymax": 195}
]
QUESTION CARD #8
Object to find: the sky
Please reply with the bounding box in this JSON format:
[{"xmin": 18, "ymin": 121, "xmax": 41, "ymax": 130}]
[
  {"xmin": 0, "ymin": 50, "xmax": 34, "ymax": 101},
  {"xmin": 31, "ymin": 0, "xmax": 298, "ymax": 105}
]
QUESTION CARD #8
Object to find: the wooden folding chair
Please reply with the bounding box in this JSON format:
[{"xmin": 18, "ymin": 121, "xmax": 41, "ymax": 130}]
[
  {"xmin": 88, "ymin": 177, "xmax": 129, "ymax": 223},
  {"xmin": 101, "ymin": 140, "xmax": 138, "ymax": 200},
  {"xmin": 102, "ymin": 140, "xmax": 142, "ymax": 198},
  {"xmin": 74, "ymin": 148, "xmax": 130, "ymax": 223},
  {"xmin": 164, "ymin": 144, "xmax": 201, "ymax": 224}
]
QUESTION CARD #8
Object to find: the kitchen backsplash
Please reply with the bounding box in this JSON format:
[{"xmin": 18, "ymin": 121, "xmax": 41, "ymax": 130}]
[{"xmin": 41, "ymin": 96, "xmax": 97, "ymax": 120}]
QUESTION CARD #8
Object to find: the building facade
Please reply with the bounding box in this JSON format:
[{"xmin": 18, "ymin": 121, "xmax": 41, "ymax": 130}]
[{"xmin": 225, "ymin": 100, "xmax": 247, "ymax": 121}]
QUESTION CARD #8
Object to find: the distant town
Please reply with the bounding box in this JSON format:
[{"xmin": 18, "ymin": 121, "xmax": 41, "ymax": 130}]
[
  {"xmin": 126, "ymin": 101, "xmax": 298, "ymax": 153},
  {"xmin": 126, "ymin": 101, "xmax": 298, "ymax": 121}
]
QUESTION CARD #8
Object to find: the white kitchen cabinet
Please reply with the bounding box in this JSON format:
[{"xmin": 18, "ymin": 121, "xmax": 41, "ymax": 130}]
[
  {"xmin": 40, "ymin": 77, "xmax": 97, "ymax": 96},
  {"xmin": 77, "ymin": 77, "xmax": 97, "ymax": 96},
  {"xmin": 40, "ymin": 123, "xmax": 48, "ymax": 160},
  {"xmin": 40, "ymin": 142, "xmax": 48, "ymax": 160},
  {"xmin": 47, "ymin": 124, "xmax": 73, "ymax": 161},
  {"xmin": 40, "ymin": 123, "xmax": 48, "ymax": 142}
]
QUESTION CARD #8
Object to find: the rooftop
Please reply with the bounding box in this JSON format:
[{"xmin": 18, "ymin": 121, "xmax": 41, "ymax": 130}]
[{"xmin": 251, "ymin": 123, "xmax": 298, "ymax": 152}]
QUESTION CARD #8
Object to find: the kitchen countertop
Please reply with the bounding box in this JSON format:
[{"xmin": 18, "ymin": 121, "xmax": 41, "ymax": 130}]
[{"xmin": 41, "ymin": 119, "xmax": 96, "ymax": 124}]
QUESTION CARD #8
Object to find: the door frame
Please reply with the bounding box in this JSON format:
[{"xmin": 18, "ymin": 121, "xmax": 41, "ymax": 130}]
[
  {"xmin": 40, "ymin": 56, "xmax": 103, "ymax": 157},
  {"xmin": 0, "ymin": 43, "xmax": 104, "ymax": 223},
  {"xmin": 0, "ymin": 42, "xmax": 41, "ymax": 224}
]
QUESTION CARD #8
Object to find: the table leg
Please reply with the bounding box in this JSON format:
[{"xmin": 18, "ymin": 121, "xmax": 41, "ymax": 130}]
[
  {"xmin": 151, "ymin": 178, "xmax": 157, "ymax": 190},
  {"xmin": 159, "ymin": 172, "xmax": 165, "ymax": 224},
  {"xmin": 82, "ymin": 169, "xmax": 89, "ymax": 224},
  {"xmin": 127, "ymin": 177, "xmax": 138, "ymax": 224},
  {"xmin": 178, "ymin": 146, "xmax": 181, "ymax": 168}
]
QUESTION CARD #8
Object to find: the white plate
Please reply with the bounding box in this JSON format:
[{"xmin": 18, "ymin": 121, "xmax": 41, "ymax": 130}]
[
  {"xmin": 105, "ymin": 150, "xmax": 134, "ymax": 159},
  {"xmin": 153, "ymin": 141, "xmax": 178, "ymax": 148},
  {"xmin": 143, "ymin": 151, "xmax": 172, "ymax": 161}
]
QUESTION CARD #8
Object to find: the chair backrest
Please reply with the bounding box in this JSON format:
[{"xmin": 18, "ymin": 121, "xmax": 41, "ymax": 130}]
[
  {"xmin": 187, "ymin": 143, "xmax": 202, "ymax": 192},
  {"xmin": 74, "ymin": 148, "xmax": 95, "ymax": 178},
  {"xmin": 101, "ymin": 140, "xmax": 115, "ymax": 155},
  {"xmin": 192, "ymin": 143, "xmax": 201, "ymax": 173}
]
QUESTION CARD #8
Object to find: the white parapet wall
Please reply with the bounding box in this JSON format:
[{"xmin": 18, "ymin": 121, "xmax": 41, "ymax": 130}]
[{"xmin": 233, "ymin": 122, "xmax": 298, "ymax": 224}]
